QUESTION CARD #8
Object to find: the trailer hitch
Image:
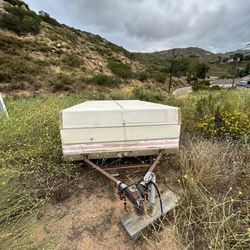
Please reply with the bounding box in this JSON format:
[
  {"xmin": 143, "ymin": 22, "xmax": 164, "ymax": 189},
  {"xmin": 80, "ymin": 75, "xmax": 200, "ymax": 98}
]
[
  {"xmin": 118, "ymin": 183, "xmax": 146, "ymax": 215},
  {"xmin": 84, "ymin": 152, "xmax": 163, "ymax": 216}
]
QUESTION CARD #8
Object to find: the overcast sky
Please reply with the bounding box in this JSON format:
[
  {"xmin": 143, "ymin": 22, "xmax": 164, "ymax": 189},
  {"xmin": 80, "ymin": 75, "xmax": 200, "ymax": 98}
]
[{"xmin": 24, "ymin": 0, "xmax": 250, "ymax": 53}]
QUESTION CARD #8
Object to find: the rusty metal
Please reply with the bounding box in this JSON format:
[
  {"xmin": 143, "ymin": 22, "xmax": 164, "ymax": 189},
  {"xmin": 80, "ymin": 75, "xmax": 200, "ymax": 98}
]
[
  {"xmin": 148, "ymin": 152, "xmax": 163, "ymax": 173},
  {"xmin": 84, "ymin": 158, "xmax": 121, "ymax": 186},
  {"xmin": 84, "ymin": 153, "xmax": 163, "ymax": 215},
  {"xmin": 103, "ymin": 164, "xmax": 150, "ymax": 171}
]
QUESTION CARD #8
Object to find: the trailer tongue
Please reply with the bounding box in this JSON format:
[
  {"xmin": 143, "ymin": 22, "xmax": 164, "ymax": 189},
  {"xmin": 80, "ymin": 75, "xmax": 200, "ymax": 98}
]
[
  {"xmin": 60, "ymin": 100, "xmax": 180, "ymax": 238},
  {"xmin": 83, "ymin": 153, "xmax": 178, "ymax": 239}
]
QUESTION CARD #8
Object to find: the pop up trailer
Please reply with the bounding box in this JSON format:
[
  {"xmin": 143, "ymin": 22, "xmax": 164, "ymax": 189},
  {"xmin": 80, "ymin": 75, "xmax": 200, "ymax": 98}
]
[{"xmin": 60, "ymin": 100, "xmax": 181, "ymax": 238}]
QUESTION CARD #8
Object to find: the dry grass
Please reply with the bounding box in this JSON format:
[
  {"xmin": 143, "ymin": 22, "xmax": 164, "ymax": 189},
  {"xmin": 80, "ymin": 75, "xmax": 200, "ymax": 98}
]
[
  {"xmin": 171, "ymin": 137, "xmax": 250, "ymax": 249},
  {"xmin": 0, "ymin": 91, "xmax": 249, "ymax": 249}
]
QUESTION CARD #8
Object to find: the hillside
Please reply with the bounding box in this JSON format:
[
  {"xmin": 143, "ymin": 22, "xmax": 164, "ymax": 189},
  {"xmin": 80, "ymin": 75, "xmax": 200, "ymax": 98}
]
[
  {"xmin": 0, "ymin": 0, "xmax": 139, "ymax": 93},
  {"xmin": 0, "ymin": 0, "xmax": 191, "ymax": 95},
  {"xmin": 1, "ymin": 1, "xmax": 249, "ymax": 95}
]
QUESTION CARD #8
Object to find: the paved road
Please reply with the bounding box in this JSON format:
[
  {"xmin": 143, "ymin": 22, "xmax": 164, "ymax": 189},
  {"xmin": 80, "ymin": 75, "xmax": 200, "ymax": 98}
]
[{"xmin": 211, "ymin": 79, "xmax": 234, "ymax": 88}]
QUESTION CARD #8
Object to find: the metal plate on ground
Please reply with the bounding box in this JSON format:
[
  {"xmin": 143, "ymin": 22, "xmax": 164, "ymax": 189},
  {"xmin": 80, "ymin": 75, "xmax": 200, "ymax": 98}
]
[{"xmin": 121, "ymin": 190, "xmax": 178, "ymax": 239}]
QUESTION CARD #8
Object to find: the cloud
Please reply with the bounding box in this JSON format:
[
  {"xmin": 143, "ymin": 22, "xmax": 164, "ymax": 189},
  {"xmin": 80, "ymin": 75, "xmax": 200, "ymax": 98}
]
[{"xmin": 25, "ymin": 0, "xmax": 250, "ymax": 52}]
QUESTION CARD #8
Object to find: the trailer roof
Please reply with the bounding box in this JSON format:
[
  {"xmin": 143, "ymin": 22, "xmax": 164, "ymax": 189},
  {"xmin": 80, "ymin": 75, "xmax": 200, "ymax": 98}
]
[{"xmin": 64, "ymin": 100, "xmax": 176, "ymax": 112}]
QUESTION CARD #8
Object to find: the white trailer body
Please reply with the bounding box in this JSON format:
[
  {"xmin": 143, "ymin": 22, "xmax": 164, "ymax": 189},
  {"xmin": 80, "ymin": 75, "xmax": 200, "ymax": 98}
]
[{"xmin": 60, "ymin": 100, "xmax": 181, "ymax": 161}]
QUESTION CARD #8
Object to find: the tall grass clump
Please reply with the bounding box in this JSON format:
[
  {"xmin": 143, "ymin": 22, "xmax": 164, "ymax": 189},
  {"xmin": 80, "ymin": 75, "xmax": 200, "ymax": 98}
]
[
  {"xmin": 172, "ymin": 137, "xmax": 250, "ymax": 249},
  {"xmin": 0, "ymin": 95, "xmax": 89, "ymax": 248}
]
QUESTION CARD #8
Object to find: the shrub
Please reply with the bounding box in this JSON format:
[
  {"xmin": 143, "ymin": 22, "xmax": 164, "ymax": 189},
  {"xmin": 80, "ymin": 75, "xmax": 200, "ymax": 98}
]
[
  {"xmin": 136, "ymin": 71, "xmax": 150, "ymax": 82},
  {"xmin": 38, "ymin": 11, "xmax": 61, "ymax": 27},
  {"xmin": 3, "ymin": 0, "xmax": 29, "ymax": 9},
  {"xmin": 0, "ymin": 6, "xmax": 41, "ymax": 35},
  {"xmin": 87, "ymin": 74, "xmax": 121, "ymax": 87},
  {"xmin": 0, "ymin": 71, "xmax": 12, "ymax": 82},
  {"xmin": 61, "ymin": 54, "xmax": 82, "ymax": 68},
  {"xmin": 52, "ymin": 73, "xmax": 72, "ymax": 91},
  {"xmin": 108, "ymin": 60, "xmax": 133, "ymax": 79},
  {"xmin": 152, "ymin": 71, "xmax": 166, "ymax": 83},
  {"xmin": 210, "ymin": 85, "xmax": 221, "ymax": 91},
  {"xmin": 133, "ymin": 87, "xmax": 166, "ymax": 102},
  {"xmin": 196, "ymin": 110, "xmax": 250, "ymax": 139},
  {"xmin": 191, "ymin": 80, "xmax": 210, "ymax": 91}
]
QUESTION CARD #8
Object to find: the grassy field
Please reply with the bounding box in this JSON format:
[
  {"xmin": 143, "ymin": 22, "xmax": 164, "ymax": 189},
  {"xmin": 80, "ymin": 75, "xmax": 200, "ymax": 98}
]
[{"xmin": 0, "ymin": 89, "xmax": 249, "ymax": 249}]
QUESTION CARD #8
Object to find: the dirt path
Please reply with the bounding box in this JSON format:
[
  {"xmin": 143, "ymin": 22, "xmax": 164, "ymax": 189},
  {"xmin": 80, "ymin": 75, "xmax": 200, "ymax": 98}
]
[{"xmin": 34, "ymin": 168, "xmax": 183, "ymax": 250}]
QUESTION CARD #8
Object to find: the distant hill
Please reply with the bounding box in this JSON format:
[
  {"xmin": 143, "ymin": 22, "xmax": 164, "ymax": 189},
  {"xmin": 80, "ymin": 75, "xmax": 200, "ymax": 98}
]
[
  {"xmin": 219, "ymin": 48, "xmax": 250, "ymax": 60},
  {"xmin": 133, "ymin": 47, "xmax": 220, "ymax": 64}
]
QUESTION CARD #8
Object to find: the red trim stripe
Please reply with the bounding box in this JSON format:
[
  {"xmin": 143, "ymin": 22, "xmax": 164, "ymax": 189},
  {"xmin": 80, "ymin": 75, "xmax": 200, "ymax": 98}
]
[{"xmin": 63, "ymin": 139, "xmax": 179, "ymax": 155}]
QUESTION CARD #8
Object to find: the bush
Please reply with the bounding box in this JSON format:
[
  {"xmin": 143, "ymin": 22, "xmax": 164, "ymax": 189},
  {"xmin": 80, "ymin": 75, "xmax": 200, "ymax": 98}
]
[
  {"xmin": 61, "ymin": 54, "xmax": 82, "ymax": 68},
  {"xmin": 0, "ymin": 71, "xmax": 12, "ymax": 82},
  {"xmin": 38, "ymin": 11, "xmax": 61, "ymax": 27},
  {"xmin": 210, "ymin": 85, "xmax": 221, "ymax": 91},
  {"xmin": 0, "ymin": 6, "xmax": 41, "ymax": 35},
  {"xmin": 136, "ymin": 71, "xmax": 150, "ymax": 82},
  {"xmin": 3, "ymin": 0, "xmax": 29, "ymax": 9},
  {"xmin": 196, "ymin": 110, "xmax": 250, "ymax": 139},
  {"xmin": 188, "ymin": 61, "xmax": 209, "ymax": 80},
  {"xmin": 152, "ymin": 71, "xmax": 166, "ymax": 83},
  {"xmin": 52, "ymin": 73, "xmax": 73, "ymax": 91},
  {"xmin": 191, "ymin": 80, "xmax": 210, "ymax": 91},
  {"xmin": 87, "ymin": 74, "xmax": 122, "ymax": 87},
  {"xmin": 133, "ymin": 87, "xmax": 166, "ymax": 102},
  {"xmin": 108, "ymin": 60, "xmax": 133, "ymax": 79}
]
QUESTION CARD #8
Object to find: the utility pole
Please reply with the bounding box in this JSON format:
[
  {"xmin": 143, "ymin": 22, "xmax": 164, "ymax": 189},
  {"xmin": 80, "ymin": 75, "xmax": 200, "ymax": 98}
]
[
  {"xmin": 168, "ymin": 49, "xmax": 176, "ymax": 93},
  {"xmin": 232, "ymin": 43, "xmax": 250, "ymax": 88},
  {"xmin": 232, "ymin": 57, "xmax": 239, "ymax": 88}
]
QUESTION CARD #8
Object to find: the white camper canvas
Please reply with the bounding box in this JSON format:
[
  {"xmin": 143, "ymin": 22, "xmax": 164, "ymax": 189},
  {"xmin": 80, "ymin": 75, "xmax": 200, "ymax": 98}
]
[{"xmin": 60, "ymin": 100, "xmax": 181, "ymax": 160}]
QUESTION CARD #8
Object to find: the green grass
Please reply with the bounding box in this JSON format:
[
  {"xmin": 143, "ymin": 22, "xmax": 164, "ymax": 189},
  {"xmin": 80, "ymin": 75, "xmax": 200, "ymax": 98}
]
[{"xmin": 0, "ymin": 89, "xmax": 249, "ymax": 248}]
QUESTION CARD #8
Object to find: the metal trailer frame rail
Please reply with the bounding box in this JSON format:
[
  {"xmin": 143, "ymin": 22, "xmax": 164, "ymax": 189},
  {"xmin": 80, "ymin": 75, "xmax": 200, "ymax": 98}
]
[
  {"xmin": 84, "ymin": 153, "xmax": 163, "ymax": 215},
  {"xmin": 83, "ymin": 152, "xmax": 178, "ymax": 239}
]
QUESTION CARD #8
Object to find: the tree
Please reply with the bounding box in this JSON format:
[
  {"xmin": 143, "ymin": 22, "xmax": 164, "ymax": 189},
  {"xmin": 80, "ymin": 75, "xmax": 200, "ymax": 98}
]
[
  {"xmin": 245, "ymin": 63, "xmax": 250, "ymax": 75},
  {"xmin": 233, "ymin": 53, "xmax": 244, "ymax": 62},
  {"xmin": 196, "ymin": 63, "xmax": 209, "ymax": 79}
]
